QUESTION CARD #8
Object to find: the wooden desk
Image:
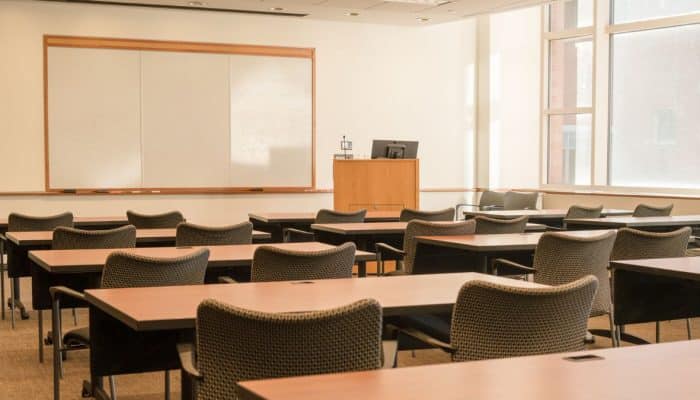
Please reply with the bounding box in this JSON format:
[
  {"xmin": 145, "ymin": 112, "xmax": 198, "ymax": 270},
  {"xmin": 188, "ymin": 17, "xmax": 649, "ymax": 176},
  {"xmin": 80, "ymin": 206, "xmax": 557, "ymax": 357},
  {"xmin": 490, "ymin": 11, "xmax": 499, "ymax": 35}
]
[
  {"xmin": 414, "ymin": 230, "xmax": 612, "ymax": 274},
  {"xmin": 238, "ymin": 340, "xmax": 700, "ymax": 400},
  {"xmin": 311, "ymin": 221, "xmax": 549, "ymax": 256},
  {"xmin": 566, "ymin": 215, "xmax": 700, "ymax": 231},
  {"xmin": 6, "ymin": 228, "xmax": 270, "ymax": 246},
  {"xmin": 82, "ymin": 272, "xmax": 542, "ymax": 400},
  {"xmin": 610, "ymin": 257, "xmax": 700, "ymax": 342},
  {"xmin": 248, "ymin": 211, "xmax": 400, "ymax": 242},
  {"xmin": 463, "ymin": 208, "xmax": 632, "ymax": 228},
  {"xmin": 29, "ymin": 243, "xmax": 374, "ymax": 363}
]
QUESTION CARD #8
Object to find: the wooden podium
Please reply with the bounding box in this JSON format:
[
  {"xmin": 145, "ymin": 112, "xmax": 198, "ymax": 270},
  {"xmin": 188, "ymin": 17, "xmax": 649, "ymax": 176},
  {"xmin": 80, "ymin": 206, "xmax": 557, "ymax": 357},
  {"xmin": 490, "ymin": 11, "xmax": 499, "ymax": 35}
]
[{"xmin": 333, "ymin": 159, "xmax": 419, "ymax": 212}]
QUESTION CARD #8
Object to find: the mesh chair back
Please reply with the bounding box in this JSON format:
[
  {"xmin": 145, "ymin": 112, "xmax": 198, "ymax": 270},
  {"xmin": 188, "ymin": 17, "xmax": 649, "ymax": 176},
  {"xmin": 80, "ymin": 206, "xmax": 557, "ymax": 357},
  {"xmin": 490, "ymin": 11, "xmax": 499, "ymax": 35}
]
[
  {"xmin": 251, "ymin": 243, "xmax": 355, "ymax": 282},
  {"xmin": 403, "ymin": 220, "xmax": 476, "ymax": 274},
  {"xmin": 503, "ymin": 191, "xmax": 539, "ymax": 210},
  {"xmin": 52, "ymin": 225, "xmax": 136, "ymax": 250},
  {"xmin": 315, "ymin": 209, "xmax": 366, "ymax": 223},
  {"xmin": 565, "ymin": 205, "xmax": 603, "ymax": 219},
  {"xmin": 633, "ymin": 204, "xmax": 673, "ymax": 217},
  {"xmin": 532, "ymin": 231, "xmax": 616, "ymax": 316},
  {"xmin": 101, "ymin": 248, "xmax": 209, "ymax": 288},
  {"xmin": 611, "ymin": 227, "xmax": 691, "ymax": 261},
  {"xmin": 479, "ymin": 191, "xmax": 505, "ymax": 209},
  {"xmin": 450, "ymin": 276, "xmax": 598, "ymax": 362},
  {"xmin": 195, "ymin": 298, "xmax": 382, "ymax": 400},
  {"xmin": 176, "ymin": 222, "xmax": 253, "ymax": 247},
  {"xmin": 126, "ymin": 210, "xmax": 185, "ymax": 229},
  {"xmin": 8, "ymin": 212, "xmax": 74, "ymax": 232},
  {"xmin": 399, "ymin": 208, "xmax": 455, "ymax": 222},
  {"xmin": 474, "ymin": 215, "xmax": 528, "ymax": 234}
]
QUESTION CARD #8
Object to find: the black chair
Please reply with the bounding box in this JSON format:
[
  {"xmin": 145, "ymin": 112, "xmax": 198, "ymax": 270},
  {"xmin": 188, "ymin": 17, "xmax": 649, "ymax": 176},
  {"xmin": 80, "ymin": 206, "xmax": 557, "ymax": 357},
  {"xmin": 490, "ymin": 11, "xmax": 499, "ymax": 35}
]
[
  {"xmin": 455, "ymin": 191, "xmax": 504, "ymax": 219},
  {"xmin": 399, "ymin": 208, "xmax": 455, "ymax": 222},
  {"xmin": 176, "ymin": 221, "xmax": 253, "ymax": 246},
  {"xmin": 126, "ymin": 210, "xmax": 185, "ymax": 229}
]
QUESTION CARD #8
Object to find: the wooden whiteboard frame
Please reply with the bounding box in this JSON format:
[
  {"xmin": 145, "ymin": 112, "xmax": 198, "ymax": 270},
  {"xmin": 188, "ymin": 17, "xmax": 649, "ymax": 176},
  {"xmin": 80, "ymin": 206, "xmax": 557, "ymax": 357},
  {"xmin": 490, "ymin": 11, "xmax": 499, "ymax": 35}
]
[{"xmin": 43, "ymin": 35, "xmax": 316, "ymax": 194}]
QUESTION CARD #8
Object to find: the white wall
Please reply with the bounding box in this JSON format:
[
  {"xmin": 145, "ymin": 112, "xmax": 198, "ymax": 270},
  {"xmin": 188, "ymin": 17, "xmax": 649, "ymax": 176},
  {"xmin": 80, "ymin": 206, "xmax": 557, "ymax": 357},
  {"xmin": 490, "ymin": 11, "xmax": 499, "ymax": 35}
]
[
  {"xmin": 0, "ymin": 1, "xmax": 477, "ymax": 223},
  {"xmin": 487, "ymin": 6, "xmax": 541, "ymax": 189}
]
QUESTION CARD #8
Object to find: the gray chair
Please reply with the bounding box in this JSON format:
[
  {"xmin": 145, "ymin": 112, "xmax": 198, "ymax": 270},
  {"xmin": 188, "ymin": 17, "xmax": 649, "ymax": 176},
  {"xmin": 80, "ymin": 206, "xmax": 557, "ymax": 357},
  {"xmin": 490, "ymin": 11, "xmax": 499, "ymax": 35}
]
[
  {"xmin": 46, "ymin": 225, "xmax": 137, "ymax": 340},
  {"xmin": 632, "ymin": 204, "xmax": 673, "ymax": 217},
  {"xmin": 178, "ymin": 298, "xmax": 382, "ymax": 400},
  {"xmin": 176, "ymin": 222, "xmax": 253, "ymax": 247},
  {"xmin": 398, "ymin": 276, "xmax": 598, "ymax": 361},
  {"xmin": 6, "ymin": 212, "xmax": 74, "ymax": 324},
  {"xmin": 611, "ymin": 227, "xmax": 692, "ymax": 342},
  {"xmin": 375, "ymin": 220, "xmax": 476, "ymax": 276},
  {"xmin": 50, "ymin": 249, "xmax": 210, "ymax": 400},
  {"xmin": 283, "ymin": 209, "xmax": 367, "ymax": 242},
  {"xmin": 399, "ymin": 208, "xmax": 455, "ymax": 222},
  {"xmin": 493, "ymin": 230, "xmax": 617, "ymax": 345},
  {"xmin": 126, "ymin": 210, "xmax": 185, "ymax": 229},
  {"xmin": 474, "ymin": 215, "xmax": 528, "ymax": 234},
  {"xmin": 561, "ymin": 205, "xmax": 604, "ymax": 229},
  {"xmin": 503, "ymin": 191, "xmax": 539, "ymax": 210},
  {"xmin": 251, "ymin": 242, "xmax": 356, "ymax": 282},
  {"xmin": 455, "ymin": 190, "xmax": 505, "ymax": 219},
  {"xmin": 52, "ymin": 225, "xmax": 137, "ymax": 250},
  {"xmin": 565, "ymin": 205, "xmax": 603, "ymax": 219}
]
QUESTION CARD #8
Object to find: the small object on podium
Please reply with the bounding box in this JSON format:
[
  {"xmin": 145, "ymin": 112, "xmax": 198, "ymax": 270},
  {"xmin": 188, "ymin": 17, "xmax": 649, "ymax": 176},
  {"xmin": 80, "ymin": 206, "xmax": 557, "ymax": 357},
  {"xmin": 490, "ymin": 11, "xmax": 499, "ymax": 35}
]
[{"xmin": 338, "ymin": 135, "xmax": 353, "ymax": 159}]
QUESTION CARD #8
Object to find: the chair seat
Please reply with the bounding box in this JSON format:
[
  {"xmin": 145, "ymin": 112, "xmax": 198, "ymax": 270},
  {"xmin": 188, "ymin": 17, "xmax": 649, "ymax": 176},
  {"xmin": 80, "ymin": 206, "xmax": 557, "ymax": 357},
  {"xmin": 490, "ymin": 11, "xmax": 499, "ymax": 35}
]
[{"xmin": 63, "ymin": 327, "xmax": 90, "ymax": 347}]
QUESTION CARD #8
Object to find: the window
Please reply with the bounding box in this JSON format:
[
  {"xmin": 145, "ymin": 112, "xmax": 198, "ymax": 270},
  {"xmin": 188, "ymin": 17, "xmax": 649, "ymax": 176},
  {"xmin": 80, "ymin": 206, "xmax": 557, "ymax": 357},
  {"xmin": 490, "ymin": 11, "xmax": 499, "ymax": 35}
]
[
  {"xmin": 609, "ymin": 21, "xmax": 700, "ymax": 188},
  {"xmin": 613, "ymin": 0, "xmax": 700, "ymax": 23},
  {"xmin": 544, "ymin": 0, "xmax": 593, "ymax": 185}
]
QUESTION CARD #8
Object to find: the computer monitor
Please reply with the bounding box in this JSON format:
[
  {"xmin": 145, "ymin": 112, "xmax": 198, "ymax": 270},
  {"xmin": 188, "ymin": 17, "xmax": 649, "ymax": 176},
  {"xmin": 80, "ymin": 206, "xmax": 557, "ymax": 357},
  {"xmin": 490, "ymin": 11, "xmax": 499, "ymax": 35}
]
[{"xmin": 370, "ymin": 140, "xmax": 419, "ymax": 159}]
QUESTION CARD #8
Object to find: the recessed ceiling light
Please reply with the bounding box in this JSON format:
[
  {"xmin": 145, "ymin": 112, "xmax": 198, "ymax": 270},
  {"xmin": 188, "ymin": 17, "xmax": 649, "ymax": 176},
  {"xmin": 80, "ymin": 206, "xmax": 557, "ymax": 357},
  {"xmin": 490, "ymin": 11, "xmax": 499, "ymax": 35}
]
[
  {"xmin": 188, "ymin": 1, "xmax": 205, "ymax": 6},
  {"xmin": 270, "ymin": 7, "xmax": 284, "ymax": 11},
  {"xmin": 416, "ymin": 17, "xmax": 431, "ymax": 22},
  {"xmin": 345, "ymin": 12, "xmax": 360, "ymax": 17}
]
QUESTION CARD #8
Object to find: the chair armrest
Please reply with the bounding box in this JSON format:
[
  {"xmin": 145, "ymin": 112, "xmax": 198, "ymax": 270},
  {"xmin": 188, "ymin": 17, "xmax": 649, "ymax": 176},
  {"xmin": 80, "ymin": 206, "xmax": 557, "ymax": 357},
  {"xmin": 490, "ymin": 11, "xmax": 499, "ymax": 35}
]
[
  {"xmin": 177, "ymin": 343, "xmax": 202, "ymax": 380},
  {"xmin": 399, "ymin": 327, "xmax": 455, "ymax": 354},
  {"xmin": 283, "ymin": 227, "xmax": 315, "ymax": 243},
  {"xmin": 492, "ymin": 258, "xmax": 536, "ymax": 275},
  {"xmin": 375, "ymin": 243, "xmax": 405, "ymax": 260},
  {"xmin": 49, "ymin": 286, "xmax": 86, "ymax": 302},
  {"xmin": 218, "ymin": 276, "xmax": 238, "ymax": 284}
]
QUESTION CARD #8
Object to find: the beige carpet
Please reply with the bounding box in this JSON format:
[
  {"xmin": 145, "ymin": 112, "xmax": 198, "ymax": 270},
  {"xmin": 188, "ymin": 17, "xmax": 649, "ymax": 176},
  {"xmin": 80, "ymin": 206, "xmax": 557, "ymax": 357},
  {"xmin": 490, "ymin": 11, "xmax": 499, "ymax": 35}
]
[{"xmin": 1, "ymin": 276, "xmax": 697, "ymax": 399}]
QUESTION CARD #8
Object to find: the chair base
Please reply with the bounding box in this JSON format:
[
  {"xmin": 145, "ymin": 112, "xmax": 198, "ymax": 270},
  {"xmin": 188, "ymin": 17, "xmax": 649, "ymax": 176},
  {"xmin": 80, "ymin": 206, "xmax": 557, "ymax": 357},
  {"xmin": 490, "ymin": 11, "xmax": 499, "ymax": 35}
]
[{"xmin": 588, "ymin": 328, "xmax": 650, "ymax": 345}]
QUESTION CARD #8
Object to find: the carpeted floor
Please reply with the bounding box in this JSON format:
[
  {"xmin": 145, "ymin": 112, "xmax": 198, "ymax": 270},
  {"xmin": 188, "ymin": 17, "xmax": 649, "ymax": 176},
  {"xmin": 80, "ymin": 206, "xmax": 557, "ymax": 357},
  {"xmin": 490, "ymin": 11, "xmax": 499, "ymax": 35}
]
[{"xmin": 1, "ymin": 276, "xmax": 697, "ymax": 399}]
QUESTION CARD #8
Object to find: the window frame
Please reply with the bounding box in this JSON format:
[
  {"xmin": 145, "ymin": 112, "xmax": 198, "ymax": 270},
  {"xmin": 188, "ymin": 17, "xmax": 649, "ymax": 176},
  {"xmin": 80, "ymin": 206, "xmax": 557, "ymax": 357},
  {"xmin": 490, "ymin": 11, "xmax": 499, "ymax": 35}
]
[{"xmin": 540, "ymin": 0, "xmax": 700, "ymax": 194}]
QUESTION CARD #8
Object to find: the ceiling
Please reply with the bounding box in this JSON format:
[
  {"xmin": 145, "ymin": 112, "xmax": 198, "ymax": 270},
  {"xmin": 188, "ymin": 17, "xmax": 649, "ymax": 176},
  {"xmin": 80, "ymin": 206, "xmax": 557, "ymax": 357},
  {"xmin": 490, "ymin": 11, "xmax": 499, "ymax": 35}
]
[{"xmin": 46, "ymin": 0, "xmax": 549, "ymax": 25}]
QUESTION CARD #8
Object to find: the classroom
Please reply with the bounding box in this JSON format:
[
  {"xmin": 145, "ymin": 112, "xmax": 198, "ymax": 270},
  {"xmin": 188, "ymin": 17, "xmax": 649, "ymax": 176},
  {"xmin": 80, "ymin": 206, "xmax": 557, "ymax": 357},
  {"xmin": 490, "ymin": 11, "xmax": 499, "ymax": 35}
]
[{"xmin": 1, "ymin": 0, "xmax": 699, "ymax": 399}]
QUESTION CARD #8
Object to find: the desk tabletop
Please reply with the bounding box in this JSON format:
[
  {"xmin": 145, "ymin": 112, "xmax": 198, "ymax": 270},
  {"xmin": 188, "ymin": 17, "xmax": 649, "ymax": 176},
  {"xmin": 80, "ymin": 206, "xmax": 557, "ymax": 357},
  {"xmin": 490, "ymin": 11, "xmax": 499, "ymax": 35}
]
[
  {"xmin": 311, "ymin": 221, "xmax": 547, "ymax": 235},
  {"xmin": 6, "ymin": 228, "xmax": 270, "ymax": 245},
  {"xmin": 85, "ymin": 272, "xmax": 543, "ymax": 331},
  {"xmin": 463, "ymin": 208, "xmax": 632, "ymax": 219},
  {"xmin": 0, "ymin": 216, "xmax": 128, "ymax": 229},
  {"xmin": 416, "ymin": 230, "xmax": 613, "ymax": 252},
  {"xmin": 248, "ymin": 211, "xmax": 400, "ymax": 224},
  {"xmin": 29, "ymin": 242, "xmax": 374, "ymax": 274},
  {"xmin": 565, "ymin": 215, "xmax": 700, "ymax": 228},
  {"xmin": 238, "ymin": 340, "xmax": 700, "ymax": 400},
  {"xmin": 611, "ymin": 256, "xmax": 700, "ymax": 281}
]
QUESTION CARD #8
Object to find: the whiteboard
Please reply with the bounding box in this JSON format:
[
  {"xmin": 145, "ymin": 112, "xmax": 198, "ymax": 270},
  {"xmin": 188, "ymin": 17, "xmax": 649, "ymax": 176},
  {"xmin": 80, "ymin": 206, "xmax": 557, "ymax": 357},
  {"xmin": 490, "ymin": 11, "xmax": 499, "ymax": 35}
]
[
  {"xmin": 46, "ymin": 42, "xmax": 314, "ymax": 191},
  {"xmin": 47, "ymin": 47, "xmax": 142, "ymax": 189}
]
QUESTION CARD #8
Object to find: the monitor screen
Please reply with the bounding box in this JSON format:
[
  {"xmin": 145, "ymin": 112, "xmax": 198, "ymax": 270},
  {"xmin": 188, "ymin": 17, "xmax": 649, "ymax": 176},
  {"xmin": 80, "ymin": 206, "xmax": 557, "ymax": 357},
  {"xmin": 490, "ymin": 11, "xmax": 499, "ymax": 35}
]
[{"xmin": 370, "ymin": 140, "xmax": 419, "ymax": 159}]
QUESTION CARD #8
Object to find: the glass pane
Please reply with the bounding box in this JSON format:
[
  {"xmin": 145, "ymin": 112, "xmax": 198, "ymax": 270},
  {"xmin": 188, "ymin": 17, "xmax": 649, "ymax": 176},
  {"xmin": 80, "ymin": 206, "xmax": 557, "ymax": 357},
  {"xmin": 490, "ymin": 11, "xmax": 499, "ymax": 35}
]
[
  {"xmin": 549, "ymin": 0, "xmax": 593, "ymax": 31},
  {"xmin": 609, "ymin": 24, "xmax": 700, "ymax": 188},
  {"xmin": 548, "ymin": 114, "xmax": 592, "ymax": 185},
  {"xmin": 613, "ymin": 0, "xmax": 700, "ymax": 24},
  {"xmin": 549, "ymin": 37, "xmax": 593, "ymax": 109}
]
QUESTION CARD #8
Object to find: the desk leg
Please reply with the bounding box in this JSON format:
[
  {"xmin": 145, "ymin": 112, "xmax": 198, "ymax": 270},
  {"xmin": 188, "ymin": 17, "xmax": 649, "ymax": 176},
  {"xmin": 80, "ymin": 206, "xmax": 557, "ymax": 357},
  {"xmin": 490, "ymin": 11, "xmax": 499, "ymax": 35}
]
[
  {"xmin": 1, "ymin": 242, "xmax": 4, "ymax": 321},
  {"xmin": 38, "ymin": 310, "xmax": 44, "ymax": 363},
  {"xmin": 357, "ymin": 261, "xmax": 367, "ymax": 278}
]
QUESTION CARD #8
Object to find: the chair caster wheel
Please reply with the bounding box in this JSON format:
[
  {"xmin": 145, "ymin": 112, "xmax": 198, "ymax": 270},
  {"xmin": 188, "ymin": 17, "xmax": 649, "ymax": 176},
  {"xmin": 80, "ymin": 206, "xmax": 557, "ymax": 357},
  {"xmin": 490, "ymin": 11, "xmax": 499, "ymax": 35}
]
[
  {"xmin": 20, "ymin": 309, "xmax": 30, "ymax": 320},
  {"xmin": 44, "ymin": 337, "xmax": 53, "ymax": 345},
  {"xmin": 81, "ymin": 380, "xmax": 92, "ymax": 398}
]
